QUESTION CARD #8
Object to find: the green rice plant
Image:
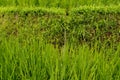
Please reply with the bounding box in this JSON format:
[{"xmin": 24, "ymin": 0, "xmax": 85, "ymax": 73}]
[
  {"xmin": 0, "ymin": 0, "xmax": 120, "ymax": 8},
  {"xmin": 0, "ymin": 37, "xmax": 120, "ymax": 80}
]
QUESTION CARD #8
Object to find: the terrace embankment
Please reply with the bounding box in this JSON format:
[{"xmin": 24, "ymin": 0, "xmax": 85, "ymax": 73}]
[{"xmin": 0, "ymin": 6, "xmax": 120, "ymax": 48}]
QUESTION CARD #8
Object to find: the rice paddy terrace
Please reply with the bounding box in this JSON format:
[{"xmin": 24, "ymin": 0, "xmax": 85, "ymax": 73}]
[{"xmin": 0, "ymin": 0, "xmax": 120, "ymax": 80}]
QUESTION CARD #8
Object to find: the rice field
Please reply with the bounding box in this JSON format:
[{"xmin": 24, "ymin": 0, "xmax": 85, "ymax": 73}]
[
  {"xmin": 0, "ymin": 0, "xmax": 120, "ymax": 80},
  {"xmin": 0, "ymin": 0, "xmax": 120, "ymax": 8},
  {"xmin": 0, "ymin": 37, "xmax": 120, "ymax": 80}
]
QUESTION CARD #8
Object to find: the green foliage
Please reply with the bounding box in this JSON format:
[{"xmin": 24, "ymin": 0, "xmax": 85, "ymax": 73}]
[
  {"xmin": 0, "ymin": 6, "xmax": 120, "ymax": 47},
  {"xmin": 0, "ymin": 37, "xmax": 120, "ymax": 80},
  {"xmin": 0, "ymin": 7, "xmax": 120, "ymax": 80},
  {"xmin": 0, "ymin": 0, "xmax": 120, "ymax": 8}
]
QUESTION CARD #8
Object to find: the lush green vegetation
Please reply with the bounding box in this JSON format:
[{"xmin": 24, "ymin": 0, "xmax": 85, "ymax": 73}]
[
  {"xmin": 1, "ymin": 7, "xmax": 120, "ymax": 47},
  {"xmin": 0, "ymin": 3, "xmax": 120, "ymax": 80},
  {"xmin": 0, "ymin": 0, "xmax": 120, "ymax": 8},
  {"xmin": 0, "ymin": 37, "xmax": 120, "ymax": 80}
]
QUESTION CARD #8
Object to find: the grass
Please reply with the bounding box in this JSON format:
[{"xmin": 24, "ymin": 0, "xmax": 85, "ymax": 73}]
[
  {"xmin": 0, "ymin": 37, "xmax": 120, "ymax": 80},
  {"xmin": 1, "ymin": 5, "xmax": 120, "ymax": 12},
  {"xmin": 0, "ymin": 1, "xmax": 120, "ymax": 80},
  {"xmin": 0, "ymin": 0, "xmax": 120, "ymax": 8}
]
